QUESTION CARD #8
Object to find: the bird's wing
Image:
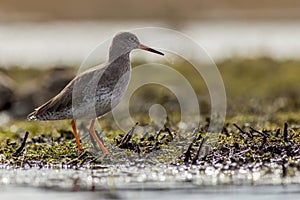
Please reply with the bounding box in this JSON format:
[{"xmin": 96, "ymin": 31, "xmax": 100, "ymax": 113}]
[
  {"xmin": 28, "ymin": 63, "xmax": 110, "ymax": 120},
  {"xmin": 27, "ymin": 80, "xmax": 74, "ymax": 120}
]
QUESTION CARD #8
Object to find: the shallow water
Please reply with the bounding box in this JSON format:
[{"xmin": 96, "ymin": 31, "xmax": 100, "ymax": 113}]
[
  {"xmin": 1, "ymin": 183, "xmax": 300, "ymax": 200},
  {"xmin": 0, "ymin": 20, "xmax": 300, "ymax": 67},
  {"xmin": 1, "ymin": 165, "xmax": 300, "ymax": 199}
]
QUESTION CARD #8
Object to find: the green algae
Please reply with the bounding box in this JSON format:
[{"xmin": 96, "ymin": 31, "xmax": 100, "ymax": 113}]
[{"xmin": 0, "ymin": 57, "xmax": 299, "ymax": 181}]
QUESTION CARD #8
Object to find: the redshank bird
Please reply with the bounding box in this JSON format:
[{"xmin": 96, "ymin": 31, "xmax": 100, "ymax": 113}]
[{"xmin": 28, "ymin": 32, "xmax": 164, "ymax": 153}]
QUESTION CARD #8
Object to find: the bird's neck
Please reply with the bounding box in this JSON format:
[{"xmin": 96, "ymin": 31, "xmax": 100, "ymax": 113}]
[
  {"xmin": 106, "ymin": 51, "xmax": 131, "ymax": 75},
  {"xmin": 108, "ymin": 46, "xmax": 131, "ymax": 63}
]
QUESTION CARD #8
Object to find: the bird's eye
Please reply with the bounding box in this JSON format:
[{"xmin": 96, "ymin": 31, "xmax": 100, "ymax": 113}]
[{"xmin": 129, "ymin": 37, "xmax": 136, "ymax": 42}]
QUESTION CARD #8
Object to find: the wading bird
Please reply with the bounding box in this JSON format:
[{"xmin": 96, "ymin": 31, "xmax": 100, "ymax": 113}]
[{"xmin": 28, "ymin": 32, "xmax": 164, "ymax": 154}]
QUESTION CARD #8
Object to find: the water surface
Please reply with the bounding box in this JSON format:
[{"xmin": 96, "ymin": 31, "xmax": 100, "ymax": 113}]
[{"xmin": 1, "ymin": 20, "xmax": 299, "ymax": 67}]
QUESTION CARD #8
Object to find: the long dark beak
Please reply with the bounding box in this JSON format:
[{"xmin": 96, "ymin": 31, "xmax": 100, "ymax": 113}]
[{"xmin": 138, "ymin": 44, "xmax": 164, "ymax": 56}]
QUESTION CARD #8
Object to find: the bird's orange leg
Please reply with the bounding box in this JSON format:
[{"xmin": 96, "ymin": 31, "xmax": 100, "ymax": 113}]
[
  {"xmin": 71, "ymin": 119, "xmax": 81, "ymax": 151},
  {"xmin": 88, "ymin": 119, "xmax": 108, "ymax": 154}
]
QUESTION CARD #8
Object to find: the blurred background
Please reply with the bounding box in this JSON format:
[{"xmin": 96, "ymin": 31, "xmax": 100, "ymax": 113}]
[
  {"xmin": 1, "ymin": 0, "xmax": 300, "ymax": 66},
  {"xmin": 0, "ymin": 0, "xmax": 299, "ymax": 123}
]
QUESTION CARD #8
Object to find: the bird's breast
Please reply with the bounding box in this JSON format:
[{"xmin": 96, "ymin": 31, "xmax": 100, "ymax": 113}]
[
  {"xmin": 72, "ymin": 58, "xmax": 131, "ymax": 119},
  {"xmin": 105, "ymin": 69, "xmax": 131, "ymax": 108}
]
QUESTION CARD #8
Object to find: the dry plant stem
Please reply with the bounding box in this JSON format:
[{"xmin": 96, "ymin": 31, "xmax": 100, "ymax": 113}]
[{"xmin": 13, "ymin": 131, "xmax": 29, "ymax": 157}]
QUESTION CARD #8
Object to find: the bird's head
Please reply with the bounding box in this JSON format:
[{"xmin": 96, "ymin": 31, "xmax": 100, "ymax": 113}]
[{"xmin": 109, "ymin": 32, "xmax": 164, "ymax": 61}]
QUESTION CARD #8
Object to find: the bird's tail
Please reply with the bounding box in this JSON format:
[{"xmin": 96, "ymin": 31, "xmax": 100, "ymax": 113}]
[
  {"xmin": 27, "ymin": 111, "xmax": 38, "ymax": 120},
  {"xmin": 26, "ymin": 99, "xmax": 56, "ymax": 121}
]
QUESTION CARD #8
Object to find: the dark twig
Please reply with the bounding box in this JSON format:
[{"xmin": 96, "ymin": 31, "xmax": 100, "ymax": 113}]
[
  {"xmin": 156, "ymin": 126, "xmax": 173, "ymax": 141},
  {"xmin": 13, "ymin": 131, "xmax": 29, "ymax": 157},
  {"xmin": 78, "ymin": 152, "xmax": 91, "ymax": 167},
  {"xmin": 283, "ymin": 122, "xmax": 289, "ymax": 143},
  {"xmin": 67, "ymin": 151, "xmax": 88, "ymax": 166},
  {"xmin": 192, "ymin": 136, "xmax": 208, "ymax": 165},
  {"xmin": 192, "ymin": 127, "xmax": 199, "ymax": 137},
  {"xmin": 250, "ymin": 127, "xmax": 268, "ymax": 137},
  {"xmin": 233, "ymin": 123, "xmax": 246, "ymax": 134},
  {"xmin": 140, "ymin": 132, "xmax": 149, "ymax": 141},
  {"xmin": 89, "ymin": 155, "xmax": 103, "ymax": 164},
  {"xmin": 184, "ymin": 142, "xmax": 193, "ymax": 163},
  {"xmin": 275, "ymin": 128, "xmax": 281, "ymax": 137},
  {"xmin": 183, "ymin": 130, "xmax": 201, "ymax": 163},
  {"xmin": 259, "ymin": 136, "xmax": 267, "ymax": 150},
  {"xmin": 77, "ymin": 151, "xmax": 88, "ymax": 160},
  {"xmin": 164, "ymin": 127, "xmax": 173, "ymax": 140},
  {"xmin": 233, "ymin": 123, "xmax": 252, "ymax": 138},
  {"xmin": 282, "ymin": 158, "xmax": 287, "ymax": 178},
  {"xmin": 196, "ymin": 131, "xmax": 203, "ymax": 141},
  {"xmin": 119, "ymin": 122, "xmax": 138, "ymax": 147}
]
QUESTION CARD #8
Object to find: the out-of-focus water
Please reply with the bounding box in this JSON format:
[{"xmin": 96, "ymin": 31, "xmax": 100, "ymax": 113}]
[
  {"xmin": 0, "ymin": 20, "xmax": 299, "ymax": 67},
  {"xmin": 1, "ymin": 184, "xmax": 300, "ymax": 200},
  {"xmin": 1, "ymin": 166, "xmax": 300, "ymax": 200}
]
